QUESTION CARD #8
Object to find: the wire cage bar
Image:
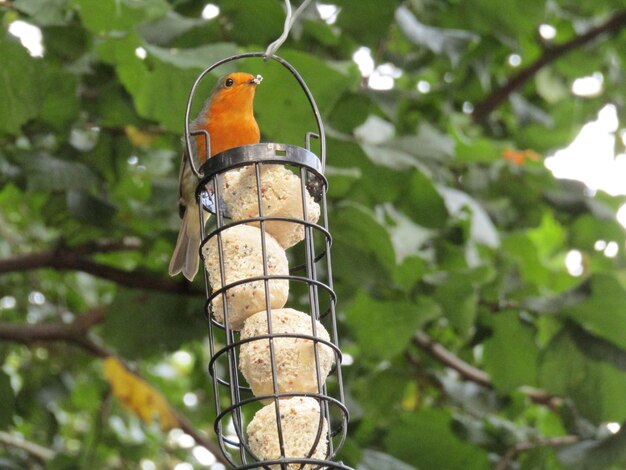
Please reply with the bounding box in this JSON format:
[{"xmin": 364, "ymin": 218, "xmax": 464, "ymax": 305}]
[{"xmin": 186, "ymin": 54, "xmax": 351, "ymax": 469}]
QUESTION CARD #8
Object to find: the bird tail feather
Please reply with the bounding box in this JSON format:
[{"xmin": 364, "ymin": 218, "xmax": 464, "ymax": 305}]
[{"xmin": 169, "ymin": 205, "xmax": 203, "ymax": 281}]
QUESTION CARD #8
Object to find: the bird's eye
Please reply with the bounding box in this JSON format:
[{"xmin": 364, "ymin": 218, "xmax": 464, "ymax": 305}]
[{"xmin": 225, "ymin": 78, "xmax": 234, "ymax": 87}]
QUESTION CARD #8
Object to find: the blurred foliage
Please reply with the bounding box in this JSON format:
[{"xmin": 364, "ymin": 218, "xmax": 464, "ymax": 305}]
[{"xmin": 2, "ymin": 0, "xmax": 626, "ymax": 469}]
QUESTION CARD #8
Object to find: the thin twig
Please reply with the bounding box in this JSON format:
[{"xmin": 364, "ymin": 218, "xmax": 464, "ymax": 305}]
[
  {"xmin": 413, "ymin": 331, "xmax": 491, "ymax": 387},
  {"xmin": 472, "ymin": 9, "xmax": 626, "ymax": 122},
  {"xmin": 413, "ymin": 331, "xmax": 560, "ymax": 407},
  {"xmin": 0, "ymin": 430, "xmax": 56, "ymax": 462},
  {"xmin": 495, "ymin": 435, "xmax": 579, "ymax": 470}
]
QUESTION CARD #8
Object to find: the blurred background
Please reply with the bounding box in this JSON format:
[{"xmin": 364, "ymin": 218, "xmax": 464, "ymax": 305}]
[{"xmin": 1, "ymin": 1, "xmax": 626, "ymax": 469}]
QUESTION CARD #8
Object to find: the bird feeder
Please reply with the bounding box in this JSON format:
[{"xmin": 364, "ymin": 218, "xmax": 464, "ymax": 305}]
[{"xmin": 184, "ymin": 52, "xmax": 351, "ymax": 469}]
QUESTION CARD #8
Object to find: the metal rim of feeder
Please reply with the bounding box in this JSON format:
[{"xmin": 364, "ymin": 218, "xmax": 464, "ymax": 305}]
[{"xmin": 187, "ymin": 52, "xmax": 349, "ymax": 469}]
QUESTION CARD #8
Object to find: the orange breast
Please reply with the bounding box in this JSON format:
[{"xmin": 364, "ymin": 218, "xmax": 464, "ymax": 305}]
[
  {"xmin": 192, "ymin": 86, "xmax": 260, "ymax": 162},
  {"xmin": 192, "ymin": 113, "xmax": 260, "ymax": 162}
]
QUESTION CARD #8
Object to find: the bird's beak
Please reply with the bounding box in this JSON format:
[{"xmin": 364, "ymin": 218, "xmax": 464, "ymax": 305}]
[{"xmin": 250, "ymin": 74, "xmax": 263, "ymax": 85}]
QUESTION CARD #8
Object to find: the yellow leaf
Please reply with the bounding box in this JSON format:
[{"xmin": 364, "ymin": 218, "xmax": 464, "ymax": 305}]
[
  {"xmin": 125, "ymin": 125, "xmax": 156, "ymax": 147},
  {"xmin": 103, "ymin": 356, "xmax": 179, "ymax": 431},
  {"xmin": 401, "ymin": 380, "xmax": 419, "ymax": 411}
]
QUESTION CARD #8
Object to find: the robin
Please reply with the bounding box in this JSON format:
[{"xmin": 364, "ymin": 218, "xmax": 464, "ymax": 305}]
[{"xmin": 169, "ymin": 72, "xmax": 263, "ymax": 281}]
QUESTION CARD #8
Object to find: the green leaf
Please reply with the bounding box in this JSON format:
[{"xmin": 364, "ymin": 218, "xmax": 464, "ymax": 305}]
[
  {"xmin": 571, "ymin": 214, "xmax": 626, "ymax": 252},
  {"xmin": 47, "ymin": 453, "xmax": 81, "ymax": 470},
  {"xmin": 98, "ymin": 38, "xmax": 240, "ymax": 131},
  {"xmin": 434, "ymin": 272, "xmax": 478, "ymax": 336},
  {"xmin": 440, "ymin": 375, "xmax": 499, "ymax": 416},
  {"xmin": 94, "ymin": 85, "xmax": 143, "ymax": 128},
  {"xmin": 503, "ymin": 233, "xmax": 550, "ymax": 287},
  {"xmin": 482, "ymin": 312, "xmax": 539, "ymax": 393},
  {"xmin": 66, "ymin": 190, "xmax": 117, "ymax": 227},
  {"xmin": 360, "ymin": 142, "xmax": 428, "ymax": 172},
  {"xmin": 14, "ymin": 0, "xmax": 70, "ymax": 26},
  {"xmin": 390, "ymin": 123, "xmax": 456, "ymax": 163},
  {"xmin": 328, "ymin": 92, "xmax": 371, "ymax": 134},
  {"xmin": 558, "ymin": 426, "xmax": 626, "ymax": 470},
  {"xmin": 377, "ymin": 204, "xmax": 436, "ymax": 263},
  {"xmin": 345, "ymin": 291, "xmax": 441, "ymax": 360},
  {"xmin": 138, "ymin": 11, "xmax": 206, "ymax": 45},
  {"xmin": 218, "ymin": 0, "xmax": 285, "ymax": 46},
  {"xmin": 522, "ymin": 282, "xmax": 589, "ymax": 315},
  {"xmin": 536, "ymin": 68, "xmax": 569, "ymax": 104},
  {"xmin": 352, "ymin": 365, "xmax": 411, "ymax": 422},
  {"xmin": 72, "ymin": 0, "xmax": 169, "ymax": 33},
  {"xmin": 518, "ymin": 100, "xmax": 595, "ymax": 153},
  {"xmin": 511, "ymin": 93, "xmax": 553, "ymax": 126},
  {"xmin": 357, "ymin": 449, "xmax": 417, "ymax": 470},
  {"xmin": 325, "ymin": 164, "xmax": 361, "ymax": 199},
  {"xmin": 527, "ymin": 212, "xmax": 566, "ymax": 260},
  {"xmin": 0, "ymin": 36, "xmax": 41, "ymax": 134},
  {"xmin": 102, "ymin": 289, "xmax": 206, "ymax": 359},
  {"xmin": 44, "ymin": 23, "xmax": 90, "ymax": 62},
  {"xmin": 335, "ymin": 0, "xmax": 397, "ymax": 48},
  {"xmin": 96, "ymin": 33, "xmax": 142, "ymax": 65},
  {"xmin": 539, "ymin": 329, "xmax": 626, "ymax": 424},
  {"xmin": 433, "ymin": 266, "xmax": 493, "ymax": 335},
  {"xmin": 117, "ymin": 60, "xmax": 202, "ymax": 133},
  {"xmin": 521, "ymin": 447, "xmax": 566, "ymax": 470},
  {"xmin": 395, "ymin": 5, "xmax": 478, "ymax": 64},
  {"xmin": 393, "ymin": 256, "xmax": 427, "ymax": 292},
  {"xmin": 24, "ymin": 155, "xmax": 98, "ymax": 192},
  {"xmin": 570, "ymin": 321, "xmax": 626, "ymax": 373},
  {"xmin": 143, "ymin": 43, "xmax": 238, "ymax": 70},
  {"xmin": 70, "ymin": 375, "xmax": 106, "ymax": 411},
  {"xmin": 40, "ymin": 66, "xmax": 80, "ymax": 129},
  {"xmin": 385, "ymin": 409, "xmax": 490, "ymax": 470},
  {"xmin": 441, "ymin": 0, "xmax": 544, "ymax": 40},
  {"xmin": 99, "ymin": 35, "xmax": 228, "ymax": 133},
  {"xmin": 565, "ymin": 274, "xmax": 626, "ymax": 350},
  {"xmin": 438, "ymin": 186, "xmax": 500, "ymax": 248},
  {"xmin": 452, "ymin": 128, "xmax": 502, "ymax": 164},
  {"xmin": 0, "ymin": 37, "xmax": 78, "ymax": 134},
  {"xmin": 332, "ymin": 203, "xmax": 396, "ymax": 274},
  {"xmin": 403, "ymin": 169, "xmax": 449, "ymax": 229},
  {"xmin": 302, "ymin": 18, "xmax": 341, "ymax": 47}
]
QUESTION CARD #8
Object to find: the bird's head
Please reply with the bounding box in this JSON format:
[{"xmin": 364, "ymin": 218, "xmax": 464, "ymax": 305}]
[{"xmin": 209, "ymin": 72, "xmax": 262, "ymax": 111}]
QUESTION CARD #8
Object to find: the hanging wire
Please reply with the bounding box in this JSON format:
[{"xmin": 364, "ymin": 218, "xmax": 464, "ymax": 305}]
[{"xmin": 265, "ymin": 0, "xmax": 313, "ymax": 58}]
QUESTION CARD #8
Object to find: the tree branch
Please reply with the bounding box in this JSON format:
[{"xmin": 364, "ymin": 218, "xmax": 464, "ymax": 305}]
[
  {"xmin": 472, "ymin": 9, "xmax": 626, "ymax": 122},
  {"xmin": 413, "ymin": 331, "xmax": 560, "ymax": 407},
  {"xmin": 0, "ymin": 241, "xmax": 202, "ymax": 296},
  {"xmin": 495, "ymin": 435, "xmax": 579, "ymax": 470},
  {"xmin": 0, "ymin": 307, "xmax": 111, "ymax": 357}
]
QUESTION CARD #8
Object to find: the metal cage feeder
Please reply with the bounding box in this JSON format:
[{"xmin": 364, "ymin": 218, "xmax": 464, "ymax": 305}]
[{"xmin": 184, "ymin": 53, "xmax": 351, "ymax": 469}]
